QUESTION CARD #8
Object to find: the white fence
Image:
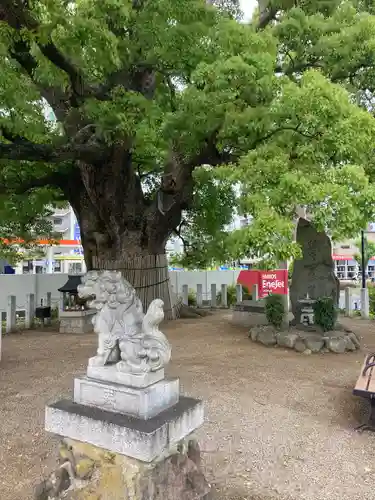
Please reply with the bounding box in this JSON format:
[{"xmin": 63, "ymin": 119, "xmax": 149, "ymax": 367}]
[
  {"xmin": 0, "ymin": 271, "xmax": 370, "ymax": 325},
  {"xmin": 0, "ymin": 273, "xmax": 68, "ymax": 320},
  {"xmin": 0, "ymin": 271, "xmax": 241, "ymax": 318},
  {"xmin": 169, "ymin": 270, "xmax": 241, "ymax": 301}
]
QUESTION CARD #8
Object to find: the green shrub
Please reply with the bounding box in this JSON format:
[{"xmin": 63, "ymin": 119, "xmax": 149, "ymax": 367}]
[
  {"xmin": 265, "ymin": 294, "xmax": 285, "ymax": 329},
  {"xmin": 217, "ymin": 284, "xmax": 252, "ymax": 307},
  {"xmin": 51, "ymin": 305, "xmax": 59, "ymax": 320},
  {"xmin": 368, "ymin": 285, "xmax": 375, "ymax": 316},
  {"xmin": 188, "ymin": 289, "xmax": 197, "ymax": 307},
  {"xmin": 313, "ymin": 296, "xmax": 337, "ymax": 332}
]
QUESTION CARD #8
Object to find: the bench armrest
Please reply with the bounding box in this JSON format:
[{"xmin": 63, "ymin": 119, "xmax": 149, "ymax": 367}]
[{"xmin": 363, "ymin": 354, "xmax": 375, "ymax": 376}]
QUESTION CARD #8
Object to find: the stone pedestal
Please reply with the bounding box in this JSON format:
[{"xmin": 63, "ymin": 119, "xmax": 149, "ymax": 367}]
[
  {"xmin": 35, "ymin": 436, "xmax": 211, "ymax": 500},
  {"xmin": 59, "ymin": 310, "xmax": 95, "ymax": 334},
  {"xmin": 44, "ymin": 367, "xmax": 207, "ymax": 498},
  {"xmin": 86, "ymin": 365, "xmax": 165, "ymax": 387},
  {"xmin": 73, "ymin": 376, "xmax": 180, "ymax": 419}
]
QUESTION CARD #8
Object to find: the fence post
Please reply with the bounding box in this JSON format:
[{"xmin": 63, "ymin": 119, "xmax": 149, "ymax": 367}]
[
  {"xmin": 196, "ymin": 284, "xmax": 203, "ymax": 308},
  {"xmin": 361, "ymin": 288, "xmax": 370, "ymax": 319},
  {"xmin": 6, "ymin": 295, "xmax": 16, "ymax": 333},
  {"xmin": 344, "ymin": 287, "xmax": 352, "ymax": 317},
  {"xmin": 25, "ymin": 293, "xmax": 35, "ymax": 329},
  {"xmin": 59, "ymin": 292, "xmax": 65, "ymax": 312},
  {"xmin": 221, "ymin": 284, "xmax": 228, "ymax": 308},
  {"xmin": 252, "ymin": 284, "xmax": 259, "ymax": 301},
  {"xmin": 182, "ymin": 285, "xmax": 189, "ymax": 306},
  {"xmin": 211, "ymin": 284, "xmax": 217, "ymax": 308},
  {"xmin": 236, "ymin": 284, "xmax": 243, "ymax": 304},
  {"xmin": 282, "ymin": 294, "xmax": 289, "ymax": 328},
  {"xmin": 46, "ymin": 292, "xmax": 52, "ymax": 325}
]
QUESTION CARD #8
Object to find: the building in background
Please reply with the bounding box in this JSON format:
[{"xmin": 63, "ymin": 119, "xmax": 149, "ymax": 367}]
[
  {"xmin": 15, "ymin": 205, "xmax": 84, "ymax": 274},
  {"xmin": 332, "ymin": 223, "xmax": 375, "ymax": 279},
  {"xmin": 14, "ymin": 204, "xmax": 375, "ymax": 276},
  {"xmin": 16, "ymin": 205, "xmax": 185, "ymax": 274}
]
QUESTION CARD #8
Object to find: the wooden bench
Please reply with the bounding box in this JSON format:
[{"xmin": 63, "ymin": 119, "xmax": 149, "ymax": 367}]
[{"xmin": 353, "ymin": 354, "xmax": 375, "ymax": 432}]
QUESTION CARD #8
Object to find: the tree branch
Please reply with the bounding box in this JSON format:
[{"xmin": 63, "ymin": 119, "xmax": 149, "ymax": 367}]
[
  {"xmin": 249, "ymin": 124, "xmax": 322, "ymax": 149},
  {"xmin": 0, "ymin": 169, "xmax": 68, "ymax": 195},
  {"xmin": 173, "ymin": 220, "xmax": 191, "ymax": 252},
  {"xmin": 93, "ymin": 64, "xmax": 157, "ymax": 102},
  {"xmin": 275, "ymin": 57, "xmax": 324, "ymax": 76},
  {"xmin": 256, "ymin": 1, "xmax": 278, "ymax": 30},
  {"xmin": 0, "ymin": 139, "xmax": 103, "ymax": 163},
  {"xmin": 164, "ymin": 74, "xmax": 177, "ymax": 112},
  {"xmin": 1, "ymin": 0, "xmax": 86, "ymax": 110},
  {"xmin": 0, "ymin": 123, "xmax": 27, "ymax": 143}
]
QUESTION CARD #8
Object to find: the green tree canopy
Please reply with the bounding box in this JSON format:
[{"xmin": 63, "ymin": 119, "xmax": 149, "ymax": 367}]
[
  {"xmin": 0, "ymin": 0, "xmax": 375, "ymax": 278},
  {"xmin": 354, "ymin": 236, "xmax": 375, "ymax": 270}
]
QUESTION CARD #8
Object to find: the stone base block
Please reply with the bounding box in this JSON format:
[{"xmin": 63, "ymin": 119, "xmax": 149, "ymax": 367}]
[
  {"xmin": 73, "ymin": 376, "xmax": 180, "ymax": 420},
  {"xmin": 35, "ymin": 435, "xmax": 211, "ymax": 500},
  {"xmin": 231, "ymin": 309, "xmax": 267, "ymax": 328},
  {"xmin": 59, "ymin": 310, "xmax": 95, "ymax": 334},
  {"xmin": 249, "ymin": 324, "xmax": 361, "ymax": 354},
  {"xmin": 45, "ymin": 396, "xmax": 204, "ymax": 462},
  {"xmin": 87, "ymin": 364, "xmax": 164, "ymax": 388}
]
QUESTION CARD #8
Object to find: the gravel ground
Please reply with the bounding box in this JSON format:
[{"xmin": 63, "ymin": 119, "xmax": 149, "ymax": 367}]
[{"xmin": 1, "ymin": 313, "xmax": 375, "ymax": 500}]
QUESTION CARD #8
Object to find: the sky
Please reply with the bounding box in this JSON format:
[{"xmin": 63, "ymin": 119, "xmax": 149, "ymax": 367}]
[{"xmin": 240, "ymin": 0, "xmax": 257, "ymax": 21}]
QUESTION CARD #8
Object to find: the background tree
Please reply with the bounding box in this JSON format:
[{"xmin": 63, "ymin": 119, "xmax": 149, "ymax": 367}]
[
  {"xmin": 170, "ymin": 168, "xmax": 236, "ymax": 269},
  {"xmin": 0, "ymin": 189, "xmax": 59, "ymax": 264},
  {"xmin": 354, "ymin": 237, "xmax": 375, "ymax": 275},
  {"xmin": 171, "ymin": 0, "xmax": 375, "ymax": 270}
]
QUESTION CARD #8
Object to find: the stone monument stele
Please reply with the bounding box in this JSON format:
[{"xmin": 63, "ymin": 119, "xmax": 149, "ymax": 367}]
[{"xmin": 42, "ymin": 270, "xmax": 209, "ymax": 499}]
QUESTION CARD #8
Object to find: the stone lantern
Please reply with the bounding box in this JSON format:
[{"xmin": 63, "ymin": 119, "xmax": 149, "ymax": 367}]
[
  {"xmin": 297, "ymin": 293, "xmax": 316, "ymax": 327},
  {"xmin": 58, "ymin": 274, "xmax": 95, "ymax": 334}
]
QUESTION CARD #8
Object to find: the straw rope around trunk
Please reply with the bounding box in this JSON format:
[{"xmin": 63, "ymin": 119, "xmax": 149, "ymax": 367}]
[{"xmin": 92, "ymin": 254, "xmax": 179, "ymax": 320}]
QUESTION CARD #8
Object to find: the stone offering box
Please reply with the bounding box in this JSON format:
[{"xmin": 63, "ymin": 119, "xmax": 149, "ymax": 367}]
[{"xmin": 59, "ymin": 309, "xmax": 95, "ymax": 334}]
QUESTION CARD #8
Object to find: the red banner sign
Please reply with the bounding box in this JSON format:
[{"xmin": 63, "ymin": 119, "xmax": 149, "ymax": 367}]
[
  {"xmin": 237, "ymin": 269, "xmax": 288, "ymax": 299},
  {"xmin": 258, "ymin": 270, "xmax": 288, "ymax": 298}
]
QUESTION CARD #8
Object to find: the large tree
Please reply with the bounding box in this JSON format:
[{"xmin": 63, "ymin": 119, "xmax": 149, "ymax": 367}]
[
  {"xmin": 0, "ymin": 0, "xmax": 242, "ymax": 313},
  {"xmin": 1, "ymin": 0, "xmax": 375, "ymax": 313},
  {"xmin": 175, "ymin": 0, "xmax": 375, "ymax": 268}
]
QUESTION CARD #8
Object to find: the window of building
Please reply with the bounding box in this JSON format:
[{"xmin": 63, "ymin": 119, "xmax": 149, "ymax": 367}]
[
  {"xmin": 53, "ymin": 217, "xmax": 63, "ymax": 225},
  {"xmin": 341, "ymin": 245, "xmax": 350, "ymax": 249},
  {"xmin": 69, "ymin": 262, "xmax": 82, "ymax": 274}
]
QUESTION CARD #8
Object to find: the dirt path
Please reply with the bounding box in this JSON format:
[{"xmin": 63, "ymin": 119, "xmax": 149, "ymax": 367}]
[{"xmin": 1, "ymin": 313, "xmax": 375, "ymax": 500}]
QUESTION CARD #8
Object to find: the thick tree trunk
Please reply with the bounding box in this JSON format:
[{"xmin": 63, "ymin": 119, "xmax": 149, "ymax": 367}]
[
  {"xmin": 64, "ymin": 161, "xmax": 180, "ymax": 319},
  {"xmin": 79, "ymin": 214, "xmax": 177, "ymax": 320},
  {"xmin": 92, "ymin": 253, "xmax": 176, "ymax": 320}
]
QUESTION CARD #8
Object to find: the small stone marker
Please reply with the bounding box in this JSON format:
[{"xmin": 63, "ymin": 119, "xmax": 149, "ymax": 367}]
[
  {"xmin": 236, "ymin": 284, "xmax": 243, "ymax": 304},
  {"xmin": 196, "ymin": 283, "xmax": 203, "ymax": 307}
]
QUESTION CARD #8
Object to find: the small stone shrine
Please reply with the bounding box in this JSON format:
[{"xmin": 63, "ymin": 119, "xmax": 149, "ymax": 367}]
[
  {"xmin": 58, "ymin": 274, "xmax": 95, "ymax": 334},
  {"xmin": 39, "ymin": 270, "xmax": 209, "ymax": 499}
]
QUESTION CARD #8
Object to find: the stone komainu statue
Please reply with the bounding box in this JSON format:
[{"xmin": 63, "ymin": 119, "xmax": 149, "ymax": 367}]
[{"xmin": 78, "ymin": 270, "xmax": 171, "ymax": 374}]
